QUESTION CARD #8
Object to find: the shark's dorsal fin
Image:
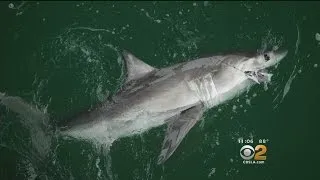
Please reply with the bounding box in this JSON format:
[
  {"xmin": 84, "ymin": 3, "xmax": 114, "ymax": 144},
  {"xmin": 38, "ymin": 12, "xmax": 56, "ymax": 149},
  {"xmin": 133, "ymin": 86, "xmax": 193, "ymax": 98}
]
[
  {"xmin": 122, "ymin": 50, "xmax": 156, "ymax": 83},
  {"xmin": 157, "ymin": 104, "xmax": 204, "ymax": 164}
]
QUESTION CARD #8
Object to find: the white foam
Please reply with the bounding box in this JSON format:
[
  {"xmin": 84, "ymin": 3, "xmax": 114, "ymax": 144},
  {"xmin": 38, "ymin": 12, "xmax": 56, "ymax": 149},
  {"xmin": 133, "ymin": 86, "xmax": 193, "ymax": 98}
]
[
  {"xmin": 208, "ymin": 168, "xmax": 216, "ymax": 178},
  {"xmin": 8, "ymin": 3, "xmax": 14, "ymax": 8},
  {"xmin": 232, "ymin": 105, "xmax": 237, "ymax": 112},
  {"xmin": 245, "ymin": 99, "xmax": 251, "ymax": 105},
  {"xmin": 95, "ymin": 157, "xmax": 102, "ymax": 178},
  {"xmin": 295, "ymin": 24, "xmax": 300, "ymax": 55},
  {"xmin": 315, "ymin": 33, "xmax": 320, "ymax": 41},
  {"xmin": 282, "ymin": 66, "xmax": 297, "ymax": 100}
]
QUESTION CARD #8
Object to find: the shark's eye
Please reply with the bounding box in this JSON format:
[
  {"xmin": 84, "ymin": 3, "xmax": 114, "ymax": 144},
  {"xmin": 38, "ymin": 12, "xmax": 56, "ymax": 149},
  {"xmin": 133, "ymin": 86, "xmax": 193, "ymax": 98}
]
[
  {"xmin": 244, "ymin": 71, "xmax": 253, "ymax": 75},
  {"xmin": 264, "ymin": 54, "xmax": 270, "ymax": 61}
]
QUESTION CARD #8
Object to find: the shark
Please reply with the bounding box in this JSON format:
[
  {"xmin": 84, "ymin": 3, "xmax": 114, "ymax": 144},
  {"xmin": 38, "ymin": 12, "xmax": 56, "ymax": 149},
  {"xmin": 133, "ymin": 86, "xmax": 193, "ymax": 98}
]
[{"xmin": 0, "ymin": 49, "xmax": 288, "ymax": 164}]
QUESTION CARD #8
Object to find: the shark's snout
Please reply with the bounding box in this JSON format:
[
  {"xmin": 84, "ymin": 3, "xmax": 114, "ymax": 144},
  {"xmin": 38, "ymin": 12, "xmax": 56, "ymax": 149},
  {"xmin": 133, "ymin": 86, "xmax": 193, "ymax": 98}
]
[
  {"xmin": 243, "ymin": 49, "xmax": 288, "ymax": 84},
  {"xmin": 262, "ymin": 49, "xmax": 288, "ymax": 69},
  {"xmin": 274, "ymin": 49, "xmax": 288, "ymax": 61}
]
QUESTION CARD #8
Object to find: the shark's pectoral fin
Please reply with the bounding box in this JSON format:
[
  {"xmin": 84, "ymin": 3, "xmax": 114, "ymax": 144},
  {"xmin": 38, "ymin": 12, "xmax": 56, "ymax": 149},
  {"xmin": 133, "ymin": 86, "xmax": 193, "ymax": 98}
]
[
  {"xmin": 122, "ymin": 50, "xmax": 157, "ymax": 83},
  {"xmin": 157, "ymin": 104, "xmax": 204, "ymax": 164}
]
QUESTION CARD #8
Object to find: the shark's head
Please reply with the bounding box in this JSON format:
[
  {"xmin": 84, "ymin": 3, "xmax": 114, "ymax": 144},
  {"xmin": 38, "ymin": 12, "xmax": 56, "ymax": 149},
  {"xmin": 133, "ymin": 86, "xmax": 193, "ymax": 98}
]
[{"xmin": 236, "ymin": 49, "xmax": 288, "ymax": 83}]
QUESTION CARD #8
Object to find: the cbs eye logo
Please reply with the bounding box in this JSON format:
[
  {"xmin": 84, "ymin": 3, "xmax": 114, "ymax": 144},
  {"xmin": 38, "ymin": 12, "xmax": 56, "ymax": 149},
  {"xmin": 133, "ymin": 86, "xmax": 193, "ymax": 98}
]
[{"xmin": 240, "ymin": 145, "xmax": 267, "ymax": 161}]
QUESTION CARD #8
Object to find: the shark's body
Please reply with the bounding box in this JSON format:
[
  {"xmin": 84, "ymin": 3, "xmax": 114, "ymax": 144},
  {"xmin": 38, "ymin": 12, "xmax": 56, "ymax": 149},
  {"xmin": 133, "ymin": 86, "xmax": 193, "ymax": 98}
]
[
  {"xmin": 0, "ymin": 49, "xmax": 288, "ymax": 163},
  {"xmin": 61, "ymin": 50, "xmax": 288, "ymax": 163}
]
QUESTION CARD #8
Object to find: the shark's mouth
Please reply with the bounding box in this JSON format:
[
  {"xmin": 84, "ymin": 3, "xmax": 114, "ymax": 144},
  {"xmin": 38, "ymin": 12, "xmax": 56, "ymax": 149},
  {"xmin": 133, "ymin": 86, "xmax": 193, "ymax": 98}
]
[{"xmin": 244, "ymin": 69, "xmax": 273, "ymax": 84}]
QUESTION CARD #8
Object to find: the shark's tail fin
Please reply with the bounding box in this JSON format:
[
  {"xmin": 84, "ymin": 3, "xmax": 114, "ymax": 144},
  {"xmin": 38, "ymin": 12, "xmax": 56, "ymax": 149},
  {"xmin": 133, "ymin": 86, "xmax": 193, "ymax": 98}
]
[{"xmin": 0, "ymin": 92, "xmax": 52, "ymax": 160}]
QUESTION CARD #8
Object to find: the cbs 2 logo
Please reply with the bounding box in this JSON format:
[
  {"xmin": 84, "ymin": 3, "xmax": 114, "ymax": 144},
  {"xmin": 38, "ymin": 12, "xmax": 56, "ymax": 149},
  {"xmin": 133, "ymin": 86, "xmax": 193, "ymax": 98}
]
[{"xmin": 240, "ymin": 145, "xmax": 267, "ymax": 160}]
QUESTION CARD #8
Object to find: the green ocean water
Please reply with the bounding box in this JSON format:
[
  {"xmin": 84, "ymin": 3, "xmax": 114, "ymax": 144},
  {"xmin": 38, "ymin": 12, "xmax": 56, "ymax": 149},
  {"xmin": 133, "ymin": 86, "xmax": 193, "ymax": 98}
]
[{"xmin": 1, "ymin": 1, "xmax": 320, "ymax": 180}]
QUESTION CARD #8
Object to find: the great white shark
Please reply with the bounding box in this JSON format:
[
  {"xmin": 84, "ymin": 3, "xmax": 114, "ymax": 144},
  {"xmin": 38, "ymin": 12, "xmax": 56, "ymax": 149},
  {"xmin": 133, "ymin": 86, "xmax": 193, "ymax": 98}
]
[{"xmin": 0, "ymin": 49, "xmax": 288, "ymax": 164}]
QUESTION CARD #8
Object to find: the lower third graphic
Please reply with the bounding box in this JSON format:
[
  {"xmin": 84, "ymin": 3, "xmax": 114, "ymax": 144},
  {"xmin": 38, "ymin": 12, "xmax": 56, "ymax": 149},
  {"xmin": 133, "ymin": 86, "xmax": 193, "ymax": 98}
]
[{"xmin": 239, "ymin": 138, "xmax": 268, "ymax": 164}]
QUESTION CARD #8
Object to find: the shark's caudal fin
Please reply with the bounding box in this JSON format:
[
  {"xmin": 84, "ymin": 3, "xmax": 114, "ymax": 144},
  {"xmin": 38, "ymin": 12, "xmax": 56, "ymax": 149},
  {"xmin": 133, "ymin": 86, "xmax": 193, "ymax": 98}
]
[
  {"xmin": 122, "ymin": 50, "xmax": 157, "ymax": 83},
  {"xmin": 0, "ymin": 93, "xmax": 48, "ymax": 124},
  {"xmin": 0, "ymin": 92, "xmax": 52, "ymax": 159},
  {"xmin": 157, "ymin": 104, "xmax": 204, "ymax": 164}
]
